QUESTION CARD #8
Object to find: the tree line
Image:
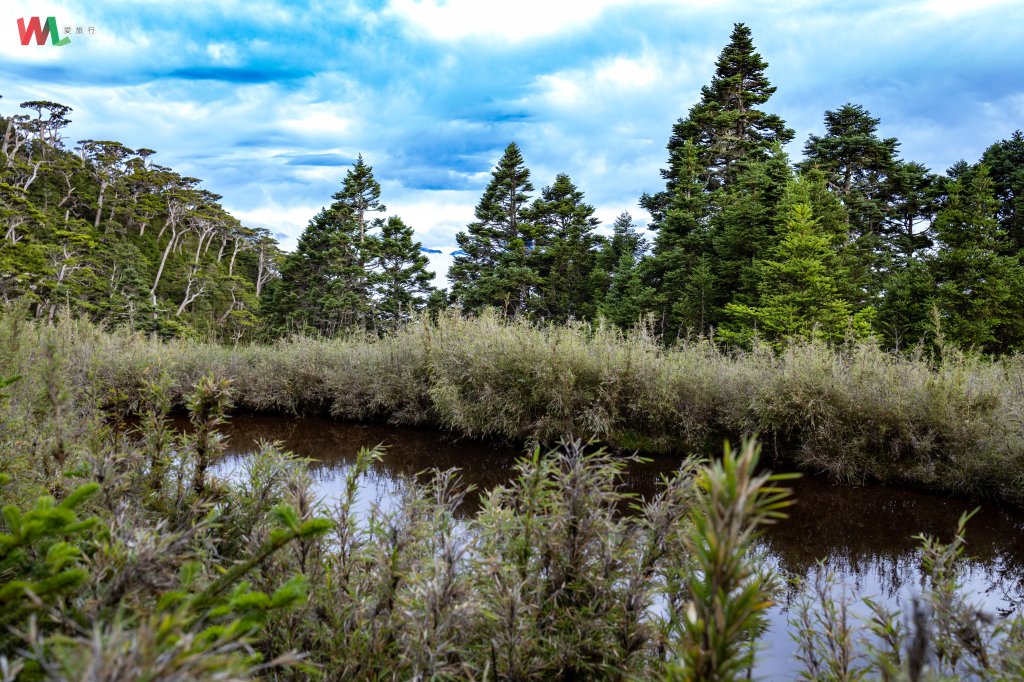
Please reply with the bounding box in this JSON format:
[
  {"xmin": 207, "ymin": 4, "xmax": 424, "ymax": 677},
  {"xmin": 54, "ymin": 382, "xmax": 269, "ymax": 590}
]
[
  {"xmin": 440, "ymin": 24, "xmax": 1024, "ymax": 352},
  {"xmin": 3, "ymin": 22, "xmax": 1024, "ymax": 351},
  {"xmin": 1, "ymin": 96, "xmax": 281, "ymax": 339}
]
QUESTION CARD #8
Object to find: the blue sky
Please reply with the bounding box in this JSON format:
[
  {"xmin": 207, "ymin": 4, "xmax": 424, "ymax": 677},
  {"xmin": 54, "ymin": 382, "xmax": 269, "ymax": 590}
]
[{"xmin": 3, "ymin": 0, "xmax": 1023, "ymax": 283}]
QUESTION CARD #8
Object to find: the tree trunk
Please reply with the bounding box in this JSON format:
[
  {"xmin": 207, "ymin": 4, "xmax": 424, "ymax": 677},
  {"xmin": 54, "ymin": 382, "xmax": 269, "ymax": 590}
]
[
  {"xmin": 150, "ymin": 224, "xmax": 179, "ymax": 306},
  {"xmin": 94, "ymin": 179, "xmax": 108, "ymax": 228}
]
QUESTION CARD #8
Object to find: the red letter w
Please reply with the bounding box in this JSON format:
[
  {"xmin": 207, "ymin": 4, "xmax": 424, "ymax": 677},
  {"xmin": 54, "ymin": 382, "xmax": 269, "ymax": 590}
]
[{"xmin": 17, "ymin": 17, "xmax": 49, "ymax": 45}]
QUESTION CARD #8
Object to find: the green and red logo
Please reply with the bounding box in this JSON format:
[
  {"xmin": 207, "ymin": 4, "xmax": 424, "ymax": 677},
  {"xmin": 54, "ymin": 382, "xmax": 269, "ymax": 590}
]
[{"xmin": 17, "ymin": 17, "xmax": 71, "ymax": 46}]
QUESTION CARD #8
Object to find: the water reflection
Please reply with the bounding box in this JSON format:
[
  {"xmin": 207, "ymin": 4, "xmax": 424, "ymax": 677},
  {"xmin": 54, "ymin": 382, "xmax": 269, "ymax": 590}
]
[{"xmin": 204, "ymin": 414, "xmax": 1024, "ymax": 678}]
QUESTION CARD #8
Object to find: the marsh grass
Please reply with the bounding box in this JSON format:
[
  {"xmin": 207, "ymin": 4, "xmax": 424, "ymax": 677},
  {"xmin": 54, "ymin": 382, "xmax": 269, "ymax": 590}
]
[
  {"xmin": 2, "ymin": 314, "xmax": 1024, "ymax": 679},
  {"xmin": 789, "ymin": 511, "xmax": 1024, "ymax": 681},
  {"xmin": 26, "ymin": 308, "xmax": 1024, "ymax": 506}
]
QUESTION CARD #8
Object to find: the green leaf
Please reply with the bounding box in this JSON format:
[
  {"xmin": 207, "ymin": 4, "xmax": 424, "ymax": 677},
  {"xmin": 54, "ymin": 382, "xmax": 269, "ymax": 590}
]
[
  {"xmin": 58, "ymin": 482, "xmax": 101, "ymax": 510},
  {"xmin": 270, "ymin": 504, "xmax": 300, "ymax": 532},
  {"xmin": 297, "ymin": 517, "xmax": 332, "ymax": 538}
]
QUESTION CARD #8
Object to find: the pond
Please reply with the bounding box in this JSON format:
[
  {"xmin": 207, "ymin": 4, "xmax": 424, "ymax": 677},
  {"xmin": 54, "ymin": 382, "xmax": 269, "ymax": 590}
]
[{"xmin": 207, "ymin": 414, "xmax": 1024, "ymax": 678}]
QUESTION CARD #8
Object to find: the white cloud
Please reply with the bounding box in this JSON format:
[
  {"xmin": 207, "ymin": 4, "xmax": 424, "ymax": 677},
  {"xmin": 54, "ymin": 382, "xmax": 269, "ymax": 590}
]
[
  {"xmin": 385, "ymin": 189, "xmax": 478, "ymax": 242},
  {"xmin": 532, "ymin": 49, "xmax": 671, "ymax": 109},
  {"xmin": 917, "ymin": 0, "xmax": 1017, "ymax": 17},
  {"xmin": 383, "ymin": 0, "xmax": 715, "ymax": 43},
  {"xmin": 420, "ymin": 246, "xmax": 458, "ymax": 287},
  {"xmin": 280, "ymin": 106, "xmax": 355, "ymax": 138},
  {"xmin": 228, "ymin": 202, "xmax": 320, "ymax": 250},
  {"xmin": 206, "ymin": 42, "xmax": 241, "ymax": 65}
]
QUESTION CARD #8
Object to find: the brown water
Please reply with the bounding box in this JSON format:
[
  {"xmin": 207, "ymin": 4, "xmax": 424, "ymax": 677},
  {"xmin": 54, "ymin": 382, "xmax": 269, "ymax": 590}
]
[{"xmin": 208, "ymin": 414, "xmax": 1024, "ymax": 679}]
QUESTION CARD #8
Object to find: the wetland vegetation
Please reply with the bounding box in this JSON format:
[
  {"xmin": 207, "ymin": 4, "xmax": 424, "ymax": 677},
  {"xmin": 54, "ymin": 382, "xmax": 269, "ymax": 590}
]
[{"xmin": 3, "ymin": 19, "xmax": 1024, "ymax": 681}]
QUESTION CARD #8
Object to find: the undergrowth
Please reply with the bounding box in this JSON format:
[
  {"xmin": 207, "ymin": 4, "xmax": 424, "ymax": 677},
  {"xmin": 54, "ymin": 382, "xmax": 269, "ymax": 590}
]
[
  {"xmin": 10, "ymin": 308, "xmax": 1022, "ymax": 506},
  {"xmin": 2, "ymin": 311, "xmax": 1022, "ymax": 679}
]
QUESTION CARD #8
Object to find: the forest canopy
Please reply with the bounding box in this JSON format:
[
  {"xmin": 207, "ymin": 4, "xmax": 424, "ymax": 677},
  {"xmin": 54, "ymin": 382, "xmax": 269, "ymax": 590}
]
[{"xmin": 3, "ymin": 23, "xmax": 1023, "ymax": 351}]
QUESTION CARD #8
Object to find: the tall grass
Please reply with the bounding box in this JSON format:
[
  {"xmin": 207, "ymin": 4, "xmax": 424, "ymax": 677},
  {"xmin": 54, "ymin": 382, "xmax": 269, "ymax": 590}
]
[
  {"xmin": 1, "ymin": 316, "xmax": 1023, "ymax": 679},
  {"xmin": 18, "ymin": 309, "xmax": 1024, "ymax": 506}
]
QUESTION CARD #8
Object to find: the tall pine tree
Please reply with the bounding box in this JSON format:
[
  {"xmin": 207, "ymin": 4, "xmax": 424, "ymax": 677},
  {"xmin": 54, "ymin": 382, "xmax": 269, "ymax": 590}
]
[
  {"xmin": 448, "ymin": 142, "xmax": 537, "ymax": 315},
  {"xmin": 929, "ymin": 165, "xmax": 1024, "ymax": 352},
  {"xmin": 640, "ymin": 23, "xmax": 792, "ymax": 338},
  {"xmin": 662, "ymin": 22, "xmax": 794, "ymax": 193},
  {"xmin": 528, "ymin": 173, "xmax": 601, "ymax": 322},
  {"xmin": 370, "ymin": 216, "xmax": 434, "ymax": 329},
  {"xmin": 800, "ymin": 104, "xmax": 899, "ymax": 226},
  {"xmin": 263, "ymin": 156, "xmax": 385, "ymax": 335}
]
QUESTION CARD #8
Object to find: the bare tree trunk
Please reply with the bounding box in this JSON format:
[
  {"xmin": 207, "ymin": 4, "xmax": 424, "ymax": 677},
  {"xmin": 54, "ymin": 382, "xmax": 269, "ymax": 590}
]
[
  {"xmin": 176, "ymin": 267, "xmax": 206, "ymax": 315},
  {"xmin": 150, "ymin": 224, "xmax": 179, "ymax": 306},
  {"xmin": 228, "ymin": 238, "xmax": 242, "ymax": 277},
  {"xmin": 94, "ymin": 179, "xmax": 108, "ymax": 228},
  {"xmin": 21, "ymin": 159, "xmax": 42, "ymax": 192},
  {"xmin": 194, "ymin": 227, "xmax": 214, "ymax": 264},
  {"xmin": 256, "ymin": 247, "xmax": 269, "ymax": 297}
]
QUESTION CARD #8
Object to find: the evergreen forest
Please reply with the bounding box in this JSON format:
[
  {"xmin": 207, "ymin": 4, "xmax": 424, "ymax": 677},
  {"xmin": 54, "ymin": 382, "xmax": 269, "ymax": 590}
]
[{"xmin": 3, "ymin": 23, "xmax": 1023, "ymax": 354}]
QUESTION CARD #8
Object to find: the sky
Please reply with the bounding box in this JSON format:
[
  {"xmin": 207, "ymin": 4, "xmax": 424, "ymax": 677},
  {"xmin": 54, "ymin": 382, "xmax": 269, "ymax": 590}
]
[{"xmin": 3, "ymin": 0, "xmax": 1023, "ymax": 285}]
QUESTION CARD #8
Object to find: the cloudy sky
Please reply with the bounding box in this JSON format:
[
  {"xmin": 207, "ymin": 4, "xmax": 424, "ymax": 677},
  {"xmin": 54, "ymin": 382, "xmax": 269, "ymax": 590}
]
[{"xmin": 3, "ymin": 0, "xmax": 1022, "ymax": 284}]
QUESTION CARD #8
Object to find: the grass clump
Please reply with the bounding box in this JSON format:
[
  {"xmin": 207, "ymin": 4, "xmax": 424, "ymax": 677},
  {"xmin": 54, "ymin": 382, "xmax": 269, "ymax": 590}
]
[
  {"xmin": 2, "ymin": 318, "xmax": 1023, "ymax": 679},
  {"xmin": 27, "ymin": 308, "xmax": 1023, "ymax": 506}
]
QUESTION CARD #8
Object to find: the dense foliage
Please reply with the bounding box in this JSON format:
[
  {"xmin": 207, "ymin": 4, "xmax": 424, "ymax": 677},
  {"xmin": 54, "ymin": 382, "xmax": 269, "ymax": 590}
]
[
  {"xmin": 5, "ymin": 22, "xmax": 1024, "ymax": 351},
  {"xmin": 0, "ymin": 98, "xmax": 281, "ymax": 340},
  {"xmin": 0, "ymin": 106, "xmax": 434, "ymax": 341},
  {"xmin": 446, "ymin": 24, "xmax": 1024, "ymax": 353},
  {"xmin": 15, "ymin": 310, "xmax": 1021, "ymax": 508},
  {"xmin": 1, "ymin": 314, "xmax": 1022, "ymax": 680}
]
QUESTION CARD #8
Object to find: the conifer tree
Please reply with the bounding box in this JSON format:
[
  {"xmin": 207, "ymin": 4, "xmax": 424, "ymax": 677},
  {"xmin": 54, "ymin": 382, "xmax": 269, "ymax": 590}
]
[
  {"xmin": 928, "ymin": 165, "xmax": 1024, "ymax": 352},
  {"xmin": 448, "ymin": 142, "xmax": 537, "ymax": 315},
  {"xmin": 640, "ymin": 23, "xmax": 792, "ymax": 337},
  {"xmin": 800, "ymin": 104, "xmax": 898, "ymax": 216},
  {"xmin": 371, "ymin": 215, "xmax": 434, "ymax": 329},
  {"xmin": 529, "ymin": 173, "xmax": 601, "ymax": 322},
  {"xmin": 332, "ymin": 154, "xmax": 386, "ymax": 313},
  {"xmin": 263, "ymin": 157, "xmax": 384, "ymax": 335},
  {"xmin": 720, "ymin": 202, "xmax": 874, "ymax": 346},
  {"xmin": 800, "ymin": 103, "xmax": 909, "ymax": 303},
  {"xmin": 981, "ymin": 130, "xmax": 1024, "ymax": 252},
  {"xmin": 333, "ymin": 154, "xmax": 385, "ymax": 244},
  {"xmin": 664, "ymin": 22, "xmax": 794, "ymax": 192},
  {"xmin": 262, "ymin": 205, "xmax": 362, "ymax": 335}
]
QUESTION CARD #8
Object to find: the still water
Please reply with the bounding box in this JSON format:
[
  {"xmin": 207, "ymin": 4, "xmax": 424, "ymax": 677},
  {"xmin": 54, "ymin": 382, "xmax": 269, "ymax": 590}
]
[{"xmin": 208, "ymin": 414, "xmax": 1024, "ymax": 678}]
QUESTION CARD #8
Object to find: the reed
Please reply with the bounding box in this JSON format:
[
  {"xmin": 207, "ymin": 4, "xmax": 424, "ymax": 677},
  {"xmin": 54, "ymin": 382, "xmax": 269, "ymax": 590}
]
[
  {"xmin": 20, "ymin": 309, "xmax": 1023, "ymax": 506},
  {"xmin": 1, "ymin": 316, "xmax": 1022, "ymax": 679}
]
